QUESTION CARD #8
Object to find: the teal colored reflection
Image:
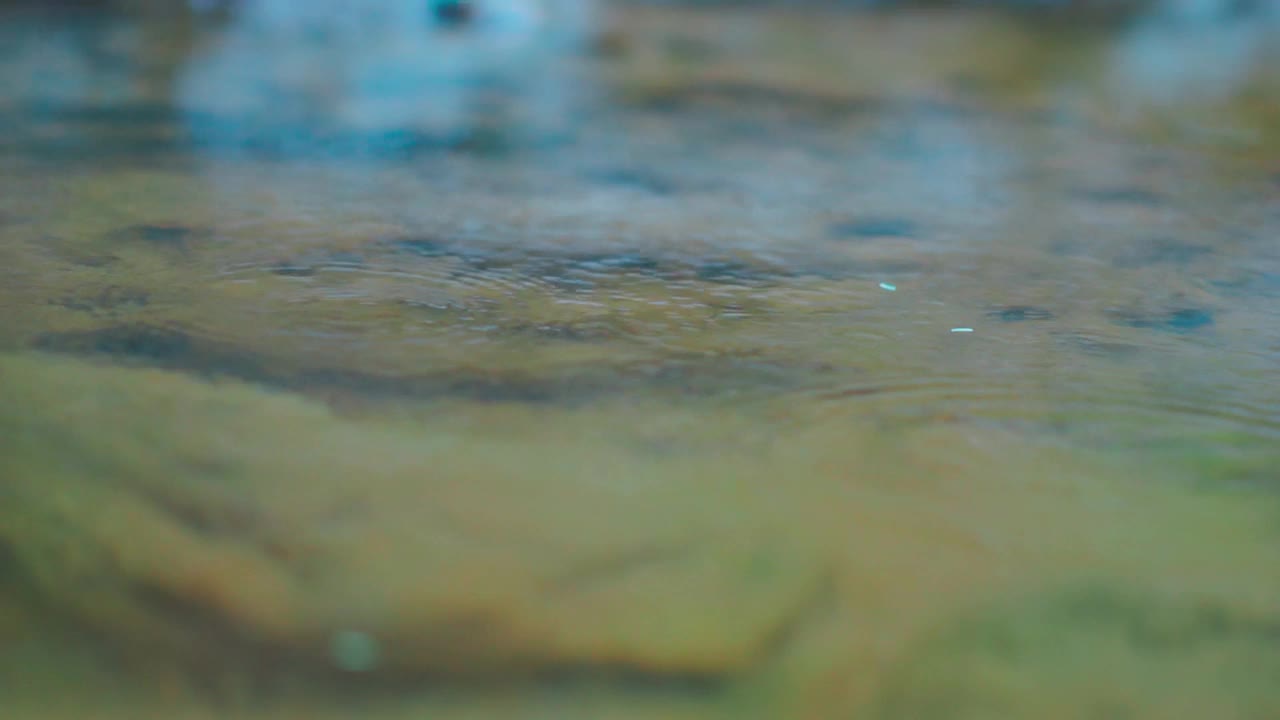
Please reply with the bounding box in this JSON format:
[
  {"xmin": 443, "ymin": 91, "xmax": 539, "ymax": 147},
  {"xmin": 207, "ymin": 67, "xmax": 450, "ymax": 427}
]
[
  {"xmin": 175, "ymin": 0, "xmax": 596, "ymax": 153},
  {"xmin": 1109, "ymin": 0, "xmax": 1280, "ymax": 107}
]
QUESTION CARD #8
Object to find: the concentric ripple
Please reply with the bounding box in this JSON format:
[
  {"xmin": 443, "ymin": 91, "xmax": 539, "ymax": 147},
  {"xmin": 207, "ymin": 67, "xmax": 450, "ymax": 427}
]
[{"xmin": 780, "ymin": 365, "xmax": 1280, "ymax": 449}]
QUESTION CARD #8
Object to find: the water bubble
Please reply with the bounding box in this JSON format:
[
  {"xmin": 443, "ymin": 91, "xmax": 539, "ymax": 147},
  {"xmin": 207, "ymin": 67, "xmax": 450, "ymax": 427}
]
[{"xmin": 330, "ymin": 630, "xmax": 381, "ymax": 673}]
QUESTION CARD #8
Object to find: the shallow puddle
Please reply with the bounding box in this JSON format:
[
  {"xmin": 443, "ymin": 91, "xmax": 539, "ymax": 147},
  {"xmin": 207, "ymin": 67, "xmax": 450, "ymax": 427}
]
[{"xmin": 1, "ymin": 1, "xmax": 1279, "ymax": 718}]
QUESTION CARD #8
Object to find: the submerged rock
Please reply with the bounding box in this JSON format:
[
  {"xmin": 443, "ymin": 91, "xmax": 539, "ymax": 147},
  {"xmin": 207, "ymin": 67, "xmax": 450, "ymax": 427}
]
[{"xmin": 0, "ymin": 352, "xmax": 826, "ymax": 681}]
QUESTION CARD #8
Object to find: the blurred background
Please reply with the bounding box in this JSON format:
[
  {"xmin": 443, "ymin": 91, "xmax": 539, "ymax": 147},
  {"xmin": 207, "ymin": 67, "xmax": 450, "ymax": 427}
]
[{"xmin": 2, "ymin": 1, "xmax": 1279, "ymax": 719}]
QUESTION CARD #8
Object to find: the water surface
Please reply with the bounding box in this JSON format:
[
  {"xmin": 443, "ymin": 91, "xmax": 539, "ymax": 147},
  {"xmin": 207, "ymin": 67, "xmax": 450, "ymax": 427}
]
[{"xmin": 1, "ymin": 2, "xmax": 1279, "ymax": 718}]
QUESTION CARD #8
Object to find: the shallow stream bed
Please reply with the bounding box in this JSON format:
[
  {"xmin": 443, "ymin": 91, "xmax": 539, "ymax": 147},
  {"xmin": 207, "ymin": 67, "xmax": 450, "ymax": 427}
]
[{"xmin": 1, "ymin": 2, "xmax": 1279, "ymax": 718}]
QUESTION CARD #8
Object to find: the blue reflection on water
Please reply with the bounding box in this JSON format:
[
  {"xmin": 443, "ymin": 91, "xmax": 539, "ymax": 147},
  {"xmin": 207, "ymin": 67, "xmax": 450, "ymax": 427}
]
[
  {"xmin": 0, "ymin": 0, "xmax": 1278, "ymax": 160},
  {"xmin": 175, "ymin": 0, "xmax": 596, "ymax": 151},
  {"xmin": 1110, "ymin": 0, "xmax": 1280, "ymax": 107}
]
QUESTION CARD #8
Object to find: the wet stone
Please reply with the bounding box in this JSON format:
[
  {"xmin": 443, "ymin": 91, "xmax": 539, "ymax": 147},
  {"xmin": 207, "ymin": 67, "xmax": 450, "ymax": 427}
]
[
  {"xmin": 985, "ymin": 305, "xmax": 1054, "ymax": 322},
  {"xmin": 829, "ymin": 218, "xmax": 919, "ymax": 240}
]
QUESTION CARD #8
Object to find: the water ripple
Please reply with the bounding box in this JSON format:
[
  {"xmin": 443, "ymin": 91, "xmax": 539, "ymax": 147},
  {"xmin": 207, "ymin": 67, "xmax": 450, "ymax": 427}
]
[{"xmin": 782, "ymin": 371, "xmax": 1280, "ymax": 443}]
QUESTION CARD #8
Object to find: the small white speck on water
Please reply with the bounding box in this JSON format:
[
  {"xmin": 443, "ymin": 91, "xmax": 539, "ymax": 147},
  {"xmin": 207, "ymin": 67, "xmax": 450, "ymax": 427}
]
[
  {"xmin": 950, "ymin": 327, "xmax": 975, "ymax": 333},
  {"xmin": 879, "ymin": 282, "xmax": 897, "ymax": 291},
  {"xmin": 330, "ymin": 630, "xmax": 380, "ymax": 672}
]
